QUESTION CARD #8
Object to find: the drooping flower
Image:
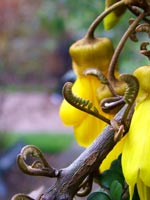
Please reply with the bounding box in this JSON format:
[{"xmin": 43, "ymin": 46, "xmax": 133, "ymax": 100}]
[
  {"xmin": 122, "ymin": 65, "xmax": 150, "ymax": 200},
  {"xmin": 60, "ymin": 75, "xmax": 113, "ymax": 147},
  {"xmin": 59, "ymin": 36, "xmax": 123, "ymax": 147}
]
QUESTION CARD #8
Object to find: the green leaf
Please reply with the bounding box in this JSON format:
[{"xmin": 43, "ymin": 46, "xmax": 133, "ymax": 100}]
[
  {"xmin": 110, "ymin": 180, "xmax": 123, "ymax": 200},
  {"xmin": 99, "ymin": 169, "xmax": 124, "ymax": 188},
  {"xmin": 110, "ymin": 155, "xmax": 123, "ymax": 174},
  {"xmin": 99, "ymin": 155, "xmax": 125, "ymax": 188},
  {"xmin": 87, "ymin": 192, "xmax": 111, "ymax": 200}
]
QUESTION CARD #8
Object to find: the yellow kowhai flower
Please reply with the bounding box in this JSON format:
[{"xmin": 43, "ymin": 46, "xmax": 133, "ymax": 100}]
[
  {"xmin": 121, "ymin": 65, "xmax": 150, "ymax": 200},
  {"xmin": 59, "ymin": 36, "xmax": 123, "ymax": 147},
  {"xmin": 100, "ymin": 134, "xmax": 126, "ymax": 172},
  {"xmin": 100, "ymin": 66, "xmax": 150, "ymax": 199},
  {"xmin": 60, "ymin": 75, "xmax": 113, "ymax": 147}
]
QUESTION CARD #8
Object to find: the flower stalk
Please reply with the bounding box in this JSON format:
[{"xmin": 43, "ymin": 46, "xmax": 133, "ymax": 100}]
[{"xmin": 108, "ymin": 11, "xmax": 145, "ymax": 82}]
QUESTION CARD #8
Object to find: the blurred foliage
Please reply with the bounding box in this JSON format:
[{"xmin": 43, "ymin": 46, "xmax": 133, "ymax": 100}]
[
  {"xmin": 37, "ymin": 0, "xmax": 104, "ymax": 37},
  {"xmin": 2, "ymin": 132, "xmax": 73, "ymax": 153},
  {"xmin": 0, "ymin": 0, "xmax": 148, "ymax": 90},
  {"xmin": 88, "ymin": 155, "xmax": 140, "ymax": 200}
]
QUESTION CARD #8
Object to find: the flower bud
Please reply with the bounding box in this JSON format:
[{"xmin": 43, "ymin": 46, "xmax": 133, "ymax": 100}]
[
  {"xmin": 104, "ymin": 0, "xmax": 126, "ymax": 30},
  {"xmin": 69, "ymin": 37, "xmax": 115, "ymax": 76}
]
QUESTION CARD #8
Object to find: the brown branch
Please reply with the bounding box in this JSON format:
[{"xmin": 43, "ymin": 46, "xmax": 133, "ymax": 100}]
[{"xmin": 40, "ymin": 105, "xmax": 134, "ymax": 200}]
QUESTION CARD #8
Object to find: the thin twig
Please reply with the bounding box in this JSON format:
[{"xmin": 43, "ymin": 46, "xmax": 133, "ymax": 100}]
[{"xmin": 108, "ymin": 12, "xmax": 145, "ymax": 82}]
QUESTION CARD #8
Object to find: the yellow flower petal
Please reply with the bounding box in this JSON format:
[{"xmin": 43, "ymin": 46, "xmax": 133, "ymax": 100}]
[
  {"xmin": 59, "ymin": 75, "xmax": 101, "ymax": 126},
  {"xmin": 137, "ymin": 179, "xmax": 150, "ymax": 200},
  {"xmin": 137, "ymin": 178, "xmax": 150, "ymax": 200},
  {"xmin": 74, "ymin": 114, "xmax": 108, "ymax": 147},
  {"xmin": 100, "ymin": 135, "xmax": 126, "ymax": 172},
  {"xmin": 134, "ymin": 65, "xmax": 150, "ymax": 102},
  {"xmin": 59, "ymin": 98, "xmax": 86, "ymax": 126},
  {"xmin": 134, "ymin": 66, "xmax": 150, "ymax": 94},
  {"xmin": 122, "ymin": 98, "xmax": 150, "ymax": 199}
]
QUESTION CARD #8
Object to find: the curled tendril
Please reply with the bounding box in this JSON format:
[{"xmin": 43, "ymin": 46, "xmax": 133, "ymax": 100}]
[
  {"xmin": 100, "ymin": 96, "xmax": 125, "ymax": 113},
  {"xmin": 128, "ymin": 21, "xmax": 150, "ymax": 59},
  {"xmin": 17, "ymin": 145, "xmax": 59, "ymax": 177},
  {"xmin": 11, "ymin": 193, "xmax": 34, "ymax": 200},
  {"xmin": 127, "ymin": 5, "xmax": 150, "ymax": 23},
  {"xmin": 84, "ymin": 68, "xmax": 108, "ymax": 84},
  {"xmin": 136, "ymin": 23, "xmax": 150, "ymax": 36},
  {"xmin": 129, "ymin": 21, "xmax": 150, "ymax": 43},
  {"xmin": 134, "ymin": 23, "xmax": 150, "ymax": 59},
  {"xmin": 62, "ymin": 82, "xmax": 110, "ymax": 124},
  {"xmin": 128, "ymin": 18, "xmax": 139, "ymax": 42},
  {"xmin": 76, "ymin": 175, "xmax": 93, "ymax": 197},
  {"xmin": 99, "ymin": 74, "xmax": 139, "ymax": 126},
  {"xmin": 140, "ymin": 42, "xmax": 150, "ymax": 59},
  {"xmin": 84, "ymin": 68, "xmax": 117, "ymax": 96},
  {"xmin": 100, "ymin": 74, "xmax": 139, "ymax": 113},
  {"xmin": 84, "ymin": 69, "xmax": 125, "ymax": 113},
  {"xmin": 119, "ymin": 74, "xmax": 139, "ymax": 123},
  {"xmin": 101, "ymin": 74, "xmax": 139, "ymax": 140},
  {"xmin": 119, "ymin": 74, "xmax": 139, "ymax": 105}
]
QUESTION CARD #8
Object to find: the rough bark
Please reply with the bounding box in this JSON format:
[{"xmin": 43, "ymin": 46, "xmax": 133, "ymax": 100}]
[{"xmin": 40, "ymin": 105, "xmax": 133, "ymax": 200}]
